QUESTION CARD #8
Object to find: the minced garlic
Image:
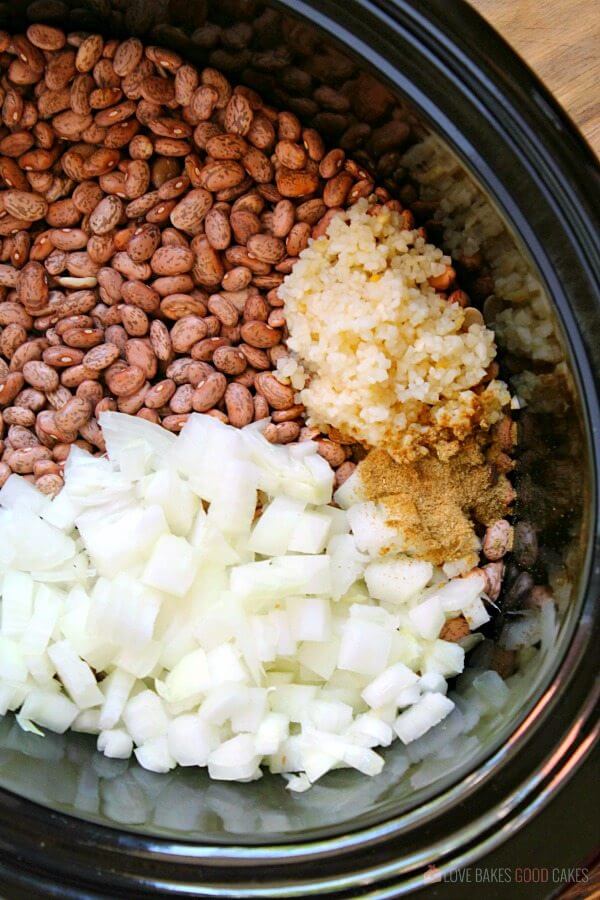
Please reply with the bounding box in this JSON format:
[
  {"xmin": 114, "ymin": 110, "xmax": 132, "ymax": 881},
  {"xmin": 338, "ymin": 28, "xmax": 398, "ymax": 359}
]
[{"xmin": 278, "ymin": 198, "xmax": 511, "ymax": 462}]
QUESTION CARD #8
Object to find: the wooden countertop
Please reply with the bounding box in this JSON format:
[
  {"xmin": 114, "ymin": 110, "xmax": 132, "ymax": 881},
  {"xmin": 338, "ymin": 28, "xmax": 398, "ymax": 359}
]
[{"xmin": 470, "ymin": 0, "xmax": 600, "ymax": 155}]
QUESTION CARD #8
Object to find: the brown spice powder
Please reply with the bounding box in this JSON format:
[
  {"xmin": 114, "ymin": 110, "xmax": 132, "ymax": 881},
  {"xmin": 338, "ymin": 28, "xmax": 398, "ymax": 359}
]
[{"xmin": 358, "ymin": 435, "xmax": 514, "ymax": 566}]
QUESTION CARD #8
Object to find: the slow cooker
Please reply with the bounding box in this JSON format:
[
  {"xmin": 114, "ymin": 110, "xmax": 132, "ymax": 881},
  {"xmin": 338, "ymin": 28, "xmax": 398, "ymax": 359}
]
[{"xmin": 0, "ymin": 0, "xmax": 598, "ymax": 896}]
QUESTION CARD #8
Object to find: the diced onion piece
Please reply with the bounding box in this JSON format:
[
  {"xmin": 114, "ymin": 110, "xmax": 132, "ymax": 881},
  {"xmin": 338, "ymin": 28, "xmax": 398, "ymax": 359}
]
[
  {"xmin": 167, "ymin": 715, "xmax": 216, "ymax": 766},
  {"xmin": 142, "ymin": 534, "xmax": 196, "ymax": 598},
  {"xmin": 499, "ymin": 610, "xmax": 542, "ymax": 650},
  {"xmin": 254, "ymin": 712, "xmax": 289, "ymax": 755},
  {"xmin": 307, "ymin": 699, "xmax": 353, "ymax": 733},
  {"xmin": 284, "ymin": 772, "xmax": 312, "ymax": 792},
  {"xmin": 471, "ymin": 670, "xmax": 510, "ymax": 710},
  {"xmin": 287, "ymin": 596, "xmax": 331, "ymax": 642},
  {"xmin": 25, "ymin": 651, "xmax": 56, "ymax": 685},
  {"xmin": 333, "ymin": 470, "xmax": 363, "ymax": 509},
  {"xmin": 230, "ymin": 555, "xmax": 331, "ymax": 602},
  {"xmin": 40, "ymin": 489, "xmax": 78, "ymax": 532},
  {"xmin": 0, "ymin": 473, "xmax": 47, "ymax": 515},
  {"xmin": 268, "ymin": 735, "xmax": 304, "ymax": 773},
  {"xmin": 6, "ymin": 509, "xmax": 76, "ymax": 572},
  {"xmin": 302, "ymin": 747, "xmax": 338, "ymax": 782},
  {"xmin": 297, "ymin": 639, "xmax": 339, "ymax": 680},
  {"xmin": 100, "ymin": 410, "xmax": 176, "ymax": 467},
  {"xmin": 189, "ymin": 514, "xmax": 240, "ymax": 566},
  {"xmin": 420, "ymin": 672, "xmax": 448, "ymax": 694},
  {"xmin": 207, "ymin": 643, "xmax": 248, "ymax": 685},
  {"xmin": 77, "ymin": 504, "xmax": 168, "ymax": 579},
  {"xmin": 230, "ymin": 687, "xmax": 268, "ymax": 733},
  {"xmin": 365, "ymin": 557, "xmax": 433, "ymax": 605},
  {"xmin": 99, "ymin": 669, "xmax": 136, "ymax": 730},
  {"xmin": 0, "ymin": 637, "xmax": 27, "ymax": 683},
  {"xmin": 248, "ymin": 496, "xmax": 306, "ymax": 556},
  {"xmin": 347, "ymin": 712, "xmax": 394, "ymax": 748},
  {"xmin": 72, "ymin": 708, "xmax": 101, "ymax": 733},
  {"xmin": 87, "ymin": 574, "xmax": 161, "ymax": 649},
  {"xmin": 199, "ymin": 683, "xmax": 245, "ymax": 725},
  {"xmin": 341, "ymin": 743, "xmax": 384, "ymax": 776},
  {"xmin": 241, "ymin": 421, "xmax": 333, "ymax": 504},
  {"xmin": 143, "ymin": 469, "xmax": 199, "ymax": 537},
  {"xmin": 164, "ymin": 647, "xmax": 211, "ymax": 702},
  {"xmin": 135, "ymin": 735, "xmax": 176, "ymax": 773},
  {"xmin": 303, "ymin": 454, "xmax": 335, "ymax": 506},
  {"xmin": 390, "ymin": 629, "xmax": 422, "ymax": 668},
  {"xmin": 19, "ymin": 689, "xmax": 79, "ymax": 734},
  {"xmin": 175, "ymin": 414, "xmax": 248, "ymax": 500},
  {"xmin": 115, "ymin": 640, "xmax": 161, "ymax": 679},
  {"xmin": 64, "ymin": 445, "xmax": 131, "ymax": 506},
  {"xmin": 269, "ymin": 685, "xmax": 318, "ymax": 722},
  {"xmin": 422, "ymin": 639, "xmax": 465, "ymax": 677},
  {"xmin": 323, "ymin": 506, "xmax": 349, "ymax": 537},
  {"xmin": 462, "ymin": 597, "xmax": 490, "ymax": 629},
  {"xmin": 396, "ymin": 684, "xmax": 422, "ymax": 708},
  {"xmin": 117, "ymin": 442, "xmax": 152, "ymax": 481},
  {"xmin": 408, "ymin": 596, "xmax": 445, "ymax": 640},
  {"xmin": 15, "ymin": 715, "xmax": 44, "ymax": 736},
  {"xmin": 0, "ymin": 684, "xmax": 28, "ymax": 716},
  {"xmin": 20, "ymin": 585, "xmax": 63, "ymax": 656},
  {"xmin": 347, "ymin": 501, "xmax": 397, "ymax": 556},
  {"xmin": 433, "ymin": 571, "xmax": 486, "ymax": 612},
  {"xmin": 327, "ymin": 534, "xmax": 367, "ymax": 600},
  {"xmin": 208, "ymin": 734, "xmax": 261, "ymax": 781},
  {"xmin": 248, "ymin": 614, "xmax": 279, "ymax": 662},
  {"xmin": 362, "ymin": 662, "xmax": 419, "ymax": 708},
  {"xmin": 338, "ymin": 619, "xmax": 392, "ymax": 676},
  {"xmin": 47, "ymin": 640, "xmax": 103, "ymax": 709},
  {"xmin": 206, "ymin": 458, "xmax": 257, "ymax": 538},
  {"xmin": 1, "ymin": 571, "xmax": 34, "ymax": 637},
  {"xmin": 98, "ymin": 728, "xmax": 134, "ymax": 759},
  {"xmin": 289, "ymin": 441, "xmax": 318, "ymax": 459},
  {"xmin": 394, "ymin": 693, "xmax": 455, "ymax": 744},
  {"xmin": 123, "ymin": 689, "xmax": 169, "ymax": 745},
  {"xmin": 288, "ymin": 509, "xmax": 332, "ymax": 554}
]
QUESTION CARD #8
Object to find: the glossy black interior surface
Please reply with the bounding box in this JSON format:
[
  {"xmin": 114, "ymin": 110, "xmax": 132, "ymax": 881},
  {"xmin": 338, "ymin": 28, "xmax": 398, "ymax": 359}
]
[{"xmin": 0, "ymin": 0, "xmax": 598, "ymax": 894}]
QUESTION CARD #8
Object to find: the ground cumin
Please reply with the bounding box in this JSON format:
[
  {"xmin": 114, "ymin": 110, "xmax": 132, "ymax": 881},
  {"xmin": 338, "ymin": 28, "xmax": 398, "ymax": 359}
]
[{"xmin": 359, "ymin": 437, "xmax": 514, "ymax": 566}]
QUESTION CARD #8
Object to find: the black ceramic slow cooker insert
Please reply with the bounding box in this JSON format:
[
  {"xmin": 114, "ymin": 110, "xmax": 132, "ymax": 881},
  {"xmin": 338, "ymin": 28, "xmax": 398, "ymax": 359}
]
[{"xmin": 0, "ymin": 0, "xmax": 598, "ymax": 896}]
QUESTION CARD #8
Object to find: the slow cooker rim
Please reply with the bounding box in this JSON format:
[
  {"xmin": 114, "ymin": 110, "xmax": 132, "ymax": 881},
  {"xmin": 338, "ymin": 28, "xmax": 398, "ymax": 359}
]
[{"xmin": 0, "ymin": 0, "xmax": 598, "ymax": 893}]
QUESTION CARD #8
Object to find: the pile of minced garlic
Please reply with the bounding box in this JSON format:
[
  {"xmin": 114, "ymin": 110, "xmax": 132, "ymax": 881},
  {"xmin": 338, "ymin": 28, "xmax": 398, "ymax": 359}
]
[{"xmin": 278, "ymin": 198, "xmax": 510, "ymax": 461}]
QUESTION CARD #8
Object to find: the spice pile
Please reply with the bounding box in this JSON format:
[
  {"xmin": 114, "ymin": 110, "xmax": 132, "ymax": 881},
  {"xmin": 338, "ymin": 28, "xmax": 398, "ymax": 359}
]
[{"xmin": 357, "ymin": 424, "xmax": 516, "ymax": 572}]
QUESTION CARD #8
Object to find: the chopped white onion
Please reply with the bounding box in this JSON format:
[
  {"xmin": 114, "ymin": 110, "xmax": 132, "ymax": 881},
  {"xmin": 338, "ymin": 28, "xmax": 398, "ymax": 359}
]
[{"xmin": 0, "ymin": 412, "xmax": 510, "ymax": 791}]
